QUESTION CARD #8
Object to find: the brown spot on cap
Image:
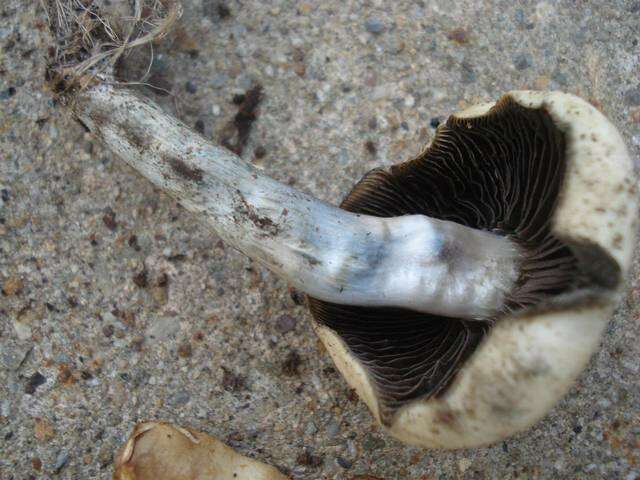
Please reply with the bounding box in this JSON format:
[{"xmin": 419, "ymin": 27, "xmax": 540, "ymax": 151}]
[{"xmin": 435, "ymin": 409, "xmax": 457, "ymax": 425}]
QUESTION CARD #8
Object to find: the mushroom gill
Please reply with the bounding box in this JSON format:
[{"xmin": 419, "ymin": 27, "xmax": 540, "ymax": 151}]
[{"xmin": 308, "ymin": 96, "xmax": 612, "ymax": 424}]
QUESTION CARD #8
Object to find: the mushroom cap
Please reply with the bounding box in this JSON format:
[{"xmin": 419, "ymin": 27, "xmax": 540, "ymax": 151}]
[
  {"xmin": 309, "ymin": 91, "xmax": 637, "ymax": 448},
  {"xmin": 113, "ymin": 421, "xmax": 288, "ymax": 480}
]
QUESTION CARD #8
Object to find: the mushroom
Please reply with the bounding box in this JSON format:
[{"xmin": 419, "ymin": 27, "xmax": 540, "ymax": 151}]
[
  {"xmin": 45, "ymin": 0, "xmax": 637, "ymax": 453},
  {"xmin": 114, "ymin": 421, "xmax": 288, "ymax": 479},
  {"xmin": 73, "ymin": 88, "xmax": 636, "ymax": 448},
  {"xmin": 309, "ymin": 91, "xmax": 637, "ymax": 447}
]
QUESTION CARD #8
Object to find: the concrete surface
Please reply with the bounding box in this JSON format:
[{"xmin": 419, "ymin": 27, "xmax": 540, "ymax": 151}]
[{"xmin": 1, "ymin": 0, "xmax": 640, "ymax": 478}]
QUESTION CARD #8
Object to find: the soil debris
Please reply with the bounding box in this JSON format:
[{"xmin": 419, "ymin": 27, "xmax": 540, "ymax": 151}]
[
  {"xmin": 25, "ymin": 371, "xmax": 46, "ymax": 394},
  {"xmin": 221, "ymin": 367, "xmax": 245, "ymax": 391},
  {"xmin": 296, "ymin": 449, "xmax": 323, "ymax": 468},
  {"xmin": 282, "ymin": 350, "xmax": 302, "ymax": 376},
  {"xmin": 132, "ymin": 269, "xmax": 148, "ymax": 288},
  {"xmin": 220, "ymin": 85, "xmax": 263, "ymax": 156},
  {"xmin": 448, "ymin": 27, "xmax": 470, "ymax": 44},
  {"xmin": 102, "ymin": 210, "xmax": 117, "ymax": 231}
]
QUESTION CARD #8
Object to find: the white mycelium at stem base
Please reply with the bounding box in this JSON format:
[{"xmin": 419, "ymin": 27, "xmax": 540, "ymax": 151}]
[{"xmin": 75, "ymin": 84, "xmax": 519, "ymax": 319}]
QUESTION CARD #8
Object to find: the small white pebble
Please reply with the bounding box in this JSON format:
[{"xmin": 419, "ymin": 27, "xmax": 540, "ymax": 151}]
[
  {"xmin": 404, "ymin": 95, "xmax": 416, "ymax": 108},
  {"xmin": 17, "ymin": 264, "xmax": 33, "ymax": 274},
  {"xmin": 273, "ymin": 53, "xmax": 287, "ymax": 65},
  {"xmin": 13, "ymin": 320, "xmax": 32, "ymax": 341},
  {"xmin": 458, "ymin": 458, "xmax": 472, "ymax": 473},
  {"xmin": 1, "ymin": 400, "xmax": 10, "ymax": 417},
  {"xmin": 311, "ymin": 373, "xmax": 325, "ymax": 397}
]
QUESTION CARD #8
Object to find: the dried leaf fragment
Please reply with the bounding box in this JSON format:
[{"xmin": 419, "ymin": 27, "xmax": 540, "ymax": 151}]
[{"xmin": 114, "ymin": 421, "xmax": 288, "ymax": 480}]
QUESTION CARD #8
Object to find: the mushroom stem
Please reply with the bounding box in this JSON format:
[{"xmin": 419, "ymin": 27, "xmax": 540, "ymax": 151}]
[{"xmin": 74, "ymin": 84, "xmax": 519, "ymax": 319}]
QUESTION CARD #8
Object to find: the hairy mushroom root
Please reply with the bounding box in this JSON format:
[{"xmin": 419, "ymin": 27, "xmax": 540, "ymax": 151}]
[
  {"xmin": 69, "ymin": 85, "xmax": 636, "ymax": 449},
  {"xmin": 309, "ymin": 91, "xmax": 637, "ymax": 448},
  {"xmin": 113, "ymin": 422, "xmax": 288, "ymax": 480}
]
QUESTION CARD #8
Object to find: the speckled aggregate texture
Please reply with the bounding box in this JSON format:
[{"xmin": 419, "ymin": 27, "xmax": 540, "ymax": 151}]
[{"xmin": 1, "ymin": 1, "xmax": 639, "ymax": 479}]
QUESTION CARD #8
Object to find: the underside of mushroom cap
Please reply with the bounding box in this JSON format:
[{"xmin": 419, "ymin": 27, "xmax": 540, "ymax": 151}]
[{"xmin": 309, "ymin": 91, "xmax": 637, "ymax": 448}]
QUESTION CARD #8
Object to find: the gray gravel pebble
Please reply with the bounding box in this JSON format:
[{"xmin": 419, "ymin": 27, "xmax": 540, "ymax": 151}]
[
  {"xmin": 54, "ymin": 452, "xmax": 70, "ymax": 473},
  {"xmin": 147, "ymin": 316, "xmax": 180, "ymax": 340},
  {"xmin": 624, "ymin": 87, "xmax": 640, "ymax": 106},
  {"xmin": 0, "ymin": 87, "xmax": 16, "ymax": 100},
  {"xmin": 460, "ymin": 60, "xmax": 477, "ymax": 84},
  {"xmin": 364, "ymin": 18, "xmax": 385, "ymax": 34},
  {"xmin": 362, "ymin": 433, "xmax": 386, "ymax": 452},
  {"xmin": 304, "ymin": 421, "xmax": 318, "ymax": 436},
  {"xmin": 325, "ymin": 419, "xmax": 341, "ymax": 438},
  {"xmin": 169, "ymin": 390, "xmax": 191, "ymax": 407},
  {"xmin": 0, "ymin": 343, "xmax": 31, "ymax": 370},
  {"xmin": 336, "ymin": 456, "xmax": 353, "ymax": 469},
  {"xmin": 274, "ymin": 314, "xmax": 297, "ymax": 334},
  {"xmin": 185, "ymin": 81, "xmax": 198, "ymax": 94},
  {"xmin": 513, "ymin": 52, "xmax": 533, "ymax": 70}
]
